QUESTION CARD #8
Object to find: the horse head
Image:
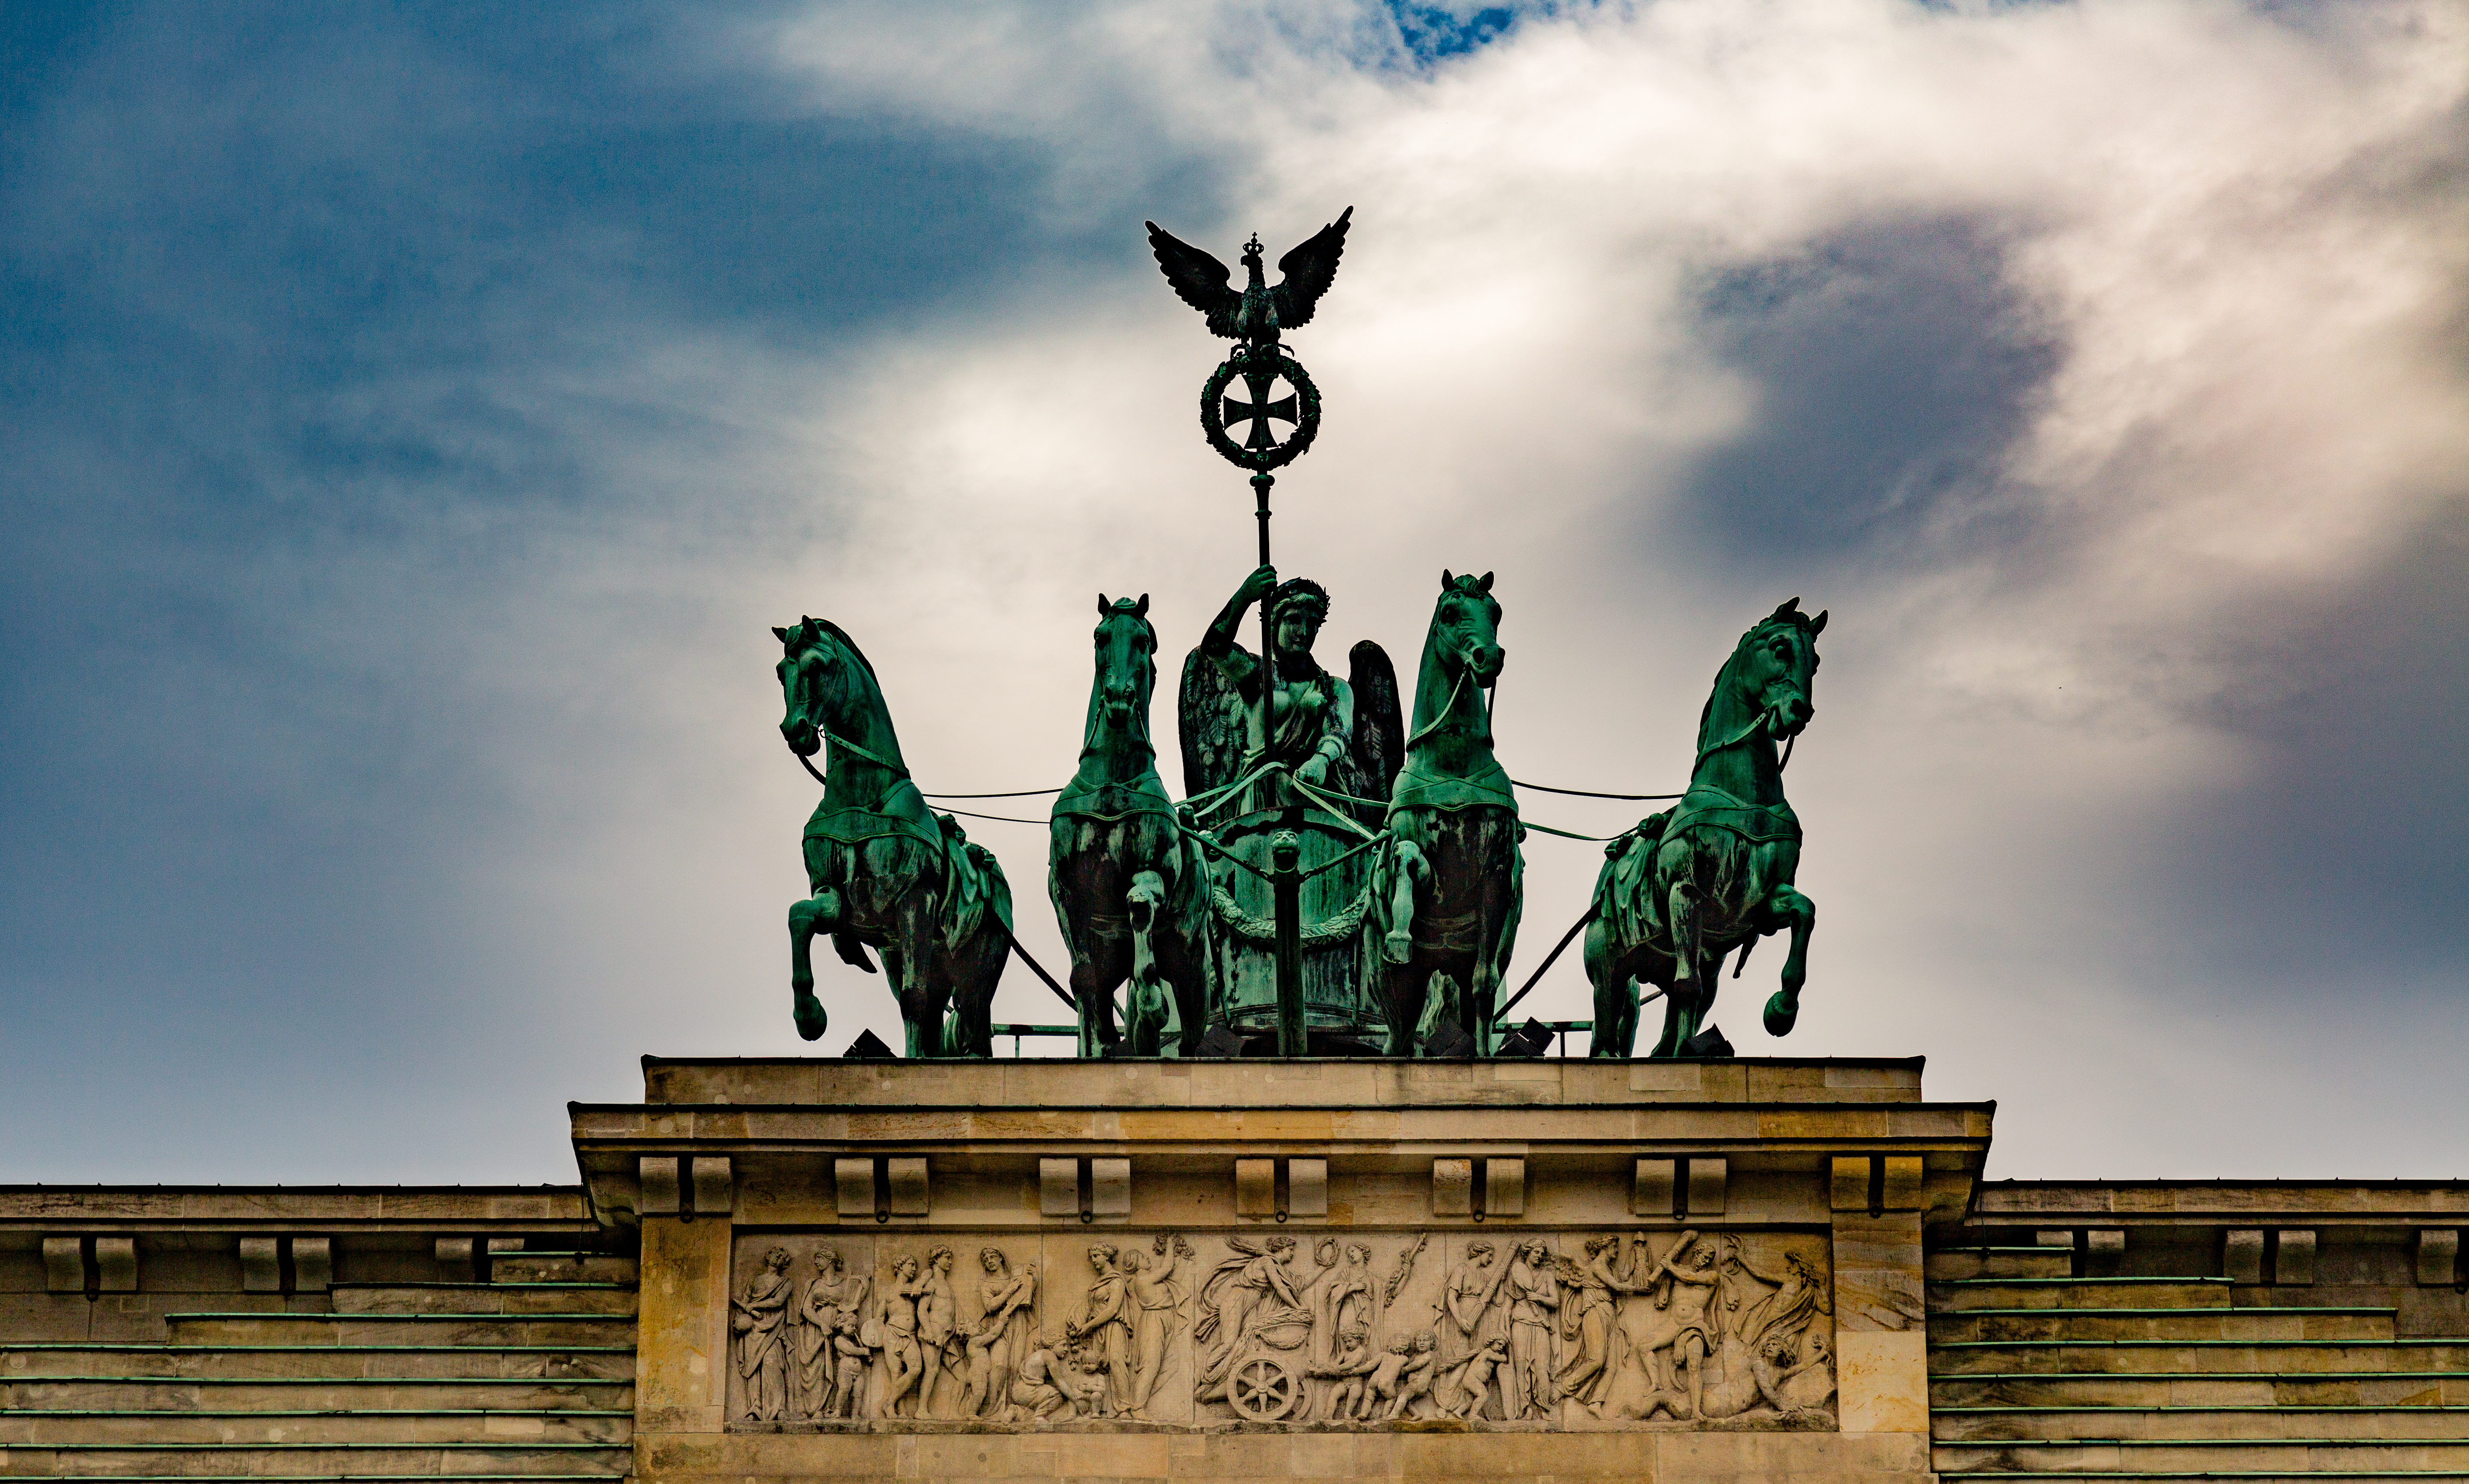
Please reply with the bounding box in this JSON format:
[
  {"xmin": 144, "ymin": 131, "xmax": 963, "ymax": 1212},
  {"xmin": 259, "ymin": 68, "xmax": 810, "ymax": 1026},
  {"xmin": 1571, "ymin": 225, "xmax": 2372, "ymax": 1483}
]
[
  {"xmin": 1090, "ymin": 593, "xmax": 1157, "ymax": 736},
  {"xmin": 773, "ymin": 615, "xmax": 878, "ymax": 758},
  {"xmin": 1432, "ymin": 570, "xmax": 1506, "ymax": 687},
  {"xmin": 1719, "ymin": 597, "xmax": 1826, "ymax": 750}
]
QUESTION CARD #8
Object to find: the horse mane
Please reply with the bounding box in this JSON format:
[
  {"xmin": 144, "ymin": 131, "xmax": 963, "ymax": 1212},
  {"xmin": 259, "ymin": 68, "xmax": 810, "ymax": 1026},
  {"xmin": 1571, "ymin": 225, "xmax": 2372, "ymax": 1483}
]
[
  {"xmin": 1410, "ymin": 604, "xmax": 1448, "ymax": 741},
  {"xmin": 788, "ymin": 616, "xmax": 909, "ymax": 774},
  {"xmin": 801, "ymin": 617, "xmax": 882, "ymax": 689}
]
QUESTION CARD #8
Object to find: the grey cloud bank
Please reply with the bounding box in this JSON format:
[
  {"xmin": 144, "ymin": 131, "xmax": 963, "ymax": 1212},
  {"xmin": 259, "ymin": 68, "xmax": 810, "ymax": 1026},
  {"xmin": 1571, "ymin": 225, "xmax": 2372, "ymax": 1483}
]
[{"xmin": 2, "ymin": 0, "xmax": 2462, "ymax": 1183}]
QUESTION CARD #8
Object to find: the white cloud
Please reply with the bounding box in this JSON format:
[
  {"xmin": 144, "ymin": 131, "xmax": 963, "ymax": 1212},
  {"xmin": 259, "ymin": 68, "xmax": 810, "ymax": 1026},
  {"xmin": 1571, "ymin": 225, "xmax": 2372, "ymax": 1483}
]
[
  {"xmin": 25, "ymin": 1, "xmax": 2456, "ymax": 1179},
  {"xmin": 626, "ymin": 0, "xmax": 2468, "ymax": 1175}
]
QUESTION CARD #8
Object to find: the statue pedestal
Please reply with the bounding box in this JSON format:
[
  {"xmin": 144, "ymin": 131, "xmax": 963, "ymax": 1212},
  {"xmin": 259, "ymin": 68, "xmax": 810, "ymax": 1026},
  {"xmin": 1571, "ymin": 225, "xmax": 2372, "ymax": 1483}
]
[{"xmin": 571, "ymin": 1057, "xmax": 1989, "ymax": 1483}]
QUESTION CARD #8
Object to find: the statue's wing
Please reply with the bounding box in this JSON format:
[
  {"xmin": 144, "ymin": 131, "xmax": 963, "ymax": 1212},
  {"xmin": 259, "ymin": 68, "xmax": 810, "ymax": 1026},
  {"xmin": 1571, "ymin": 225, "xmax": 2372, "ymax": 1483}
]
[
  {"xmin": 1178, "ymin": 645, "xmax": 1246, "ymax": 799},
  {"xmin": 1348, "ymin": 638, "xmax": 1405, "ymax": 804},
  {"xmin": 1145, "ymin": 222, "xmax": 1242, "ymax": 339},
  {"xmin": 1271, "ymin": 206, "xmax": 1353, "ymax": 330}
]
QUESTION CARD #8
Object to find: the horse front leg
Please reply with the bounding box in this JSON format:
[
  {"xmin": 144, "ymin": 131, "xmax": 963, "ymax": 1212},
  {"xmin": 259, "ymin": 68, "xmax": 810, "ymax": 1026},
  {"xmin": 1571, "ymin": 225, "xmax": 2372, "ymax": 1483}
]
[
  {"xmin": 1379, "ymin": 960, "xmax": 1427, "ymax": 1057},
  {"xmin": 1664, "ymin": 877, "xmax": 1703, "ymax": 1051},
  {"xmin": 1583, "ymin": 921, "xmax": 1633, "ymax": 1059},
  {"xmin": 947, "ymin": 923, "xmax": 1006, "ymax": 1059},
  {"xmin": 892, "ymin": 893, "xmax": 950, "ymax": 1059},
  {"xmin": 787, "ymin": 887, "xmax": 844, "ymax": 1042},
  {"xmin": 1050, "ymin": 830, "xmax": 1090, "ymax": 1059},
  {"xmin": 1468, "ymin": 819, "xmax": 1522, "ymax": 1052},
  {"xmin": 1762, "ymin": 886, "xmax": 1816, "ymax": 1036},
  {"xmin": 1648, "ymin": 978, "xmax": 1685, "ymax": 1058},
  {"xmin": 1383, "ymin": 838, "xmax": 1428, "ymax": 967},
  {"xmin": 1066, "ymin": 923, "xmax": 1129, "ymax": 1060},
  {"xmin": 1159, "ymin": 851, "xmax": 1213, "ymax": 1059}
]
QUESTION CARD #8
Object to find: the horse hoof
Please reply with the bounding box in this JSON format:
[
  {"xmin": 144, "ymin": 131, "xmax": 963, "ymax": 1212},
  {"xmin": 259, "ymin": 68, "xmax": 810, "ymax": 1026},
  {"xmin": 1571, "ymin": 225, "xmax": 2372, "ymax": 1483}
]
[
  {"xmin": 1763, "ymin": 990, "xmax": 1798, "ymax": 1037},
  {"xmin": 1383, "ymin": 930, "xmax": 1413, "ymax": 965},
  {"xmin": 793, "ymin": 992, "xmax": 828, "ymax": 1042}
]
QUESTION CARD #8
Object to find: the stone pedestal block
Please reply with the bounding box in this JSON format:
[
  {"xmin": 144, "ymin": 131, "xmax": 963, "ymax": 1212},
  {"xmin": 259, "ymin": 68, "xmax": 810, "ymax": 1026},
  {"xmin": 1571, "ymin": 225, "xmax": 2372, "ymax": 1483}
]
[{"xmin": 573, "ymin": 1056, "xmax": 1987, "ymax": 1483}]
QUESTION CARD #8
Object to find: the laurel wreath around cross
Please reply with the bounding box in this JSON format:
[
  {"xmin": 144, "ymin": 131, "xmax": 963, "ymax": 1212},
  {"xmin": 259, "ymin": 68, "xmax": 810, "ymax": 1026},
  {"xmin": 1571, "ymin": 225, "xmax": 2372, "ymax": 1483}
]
[{"xmin": 1199, "ymin": 345, "xmax": 1322, "ymax": 474}]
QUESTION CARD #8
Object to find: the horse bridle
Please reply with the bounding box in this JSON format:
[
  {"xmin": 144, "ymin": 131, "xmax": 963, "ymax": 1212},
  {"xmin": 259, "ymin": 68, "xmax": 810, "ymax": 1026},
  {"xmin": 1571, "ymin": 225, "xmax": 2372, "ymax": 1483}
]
[
  {"xmin": 1693, "ymin": 684, "xmax": 1809, "ymax": 774},
  {"xmin": 1402, "ymin": 647, "xmax": 1497, "ymax": 752},
  {"xmin": 787, "ymin": 641, "xmax": 914, "ymax": 789},
  {"xmin": 795, "ymin": 727, "xmax": 911, "ymax": 789}
]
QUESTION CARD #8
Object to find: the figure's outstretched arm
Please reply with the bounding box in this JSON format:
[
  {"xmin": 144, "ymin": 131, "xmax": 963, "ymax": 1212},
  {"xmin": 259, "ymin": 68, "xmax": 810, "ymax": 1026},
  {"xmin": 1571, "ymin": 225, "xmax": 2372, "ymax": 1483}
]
[
  {"xmin": 1201, "ymin": 566, "xmax": 1277, "ymax": 676},
  {"xmin": 1152, "ymin": 1233, "xmax": 1192, "ymax": 1287},
  {"xmin": 1726, "ymin": 1247, "xmax": 1790, "ymax": 1290},
  {"xmin": 1263, "ymin": 1259, "xmax": 1307, "ymax": 1308}
]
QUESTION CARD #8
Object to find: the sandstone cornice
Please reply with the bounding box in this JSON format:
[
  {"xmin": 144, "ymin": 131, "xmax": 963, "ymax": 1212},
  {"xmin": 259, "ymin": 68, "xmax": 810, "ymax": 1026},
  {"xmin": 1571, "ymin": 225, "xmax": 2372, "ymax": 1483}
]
[{"xmin": 0, "ymin": 1184, "xmax": 593, "ymax": 1234}]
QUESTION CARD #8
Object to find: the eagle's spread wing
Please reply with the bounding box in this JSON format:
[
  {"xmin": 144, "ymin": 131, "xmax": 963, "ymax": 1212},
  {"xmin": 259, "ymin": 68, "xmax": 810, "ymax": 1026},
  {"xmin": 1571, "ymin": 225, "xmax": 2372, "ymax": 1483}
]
[
  {"xmin": 1271, "ymin": 206, "xmax": 1353, "ymax": 331},
  {"xmin": 1145, "ymin": 221, "xmax": 1242, "ymax": 339}
]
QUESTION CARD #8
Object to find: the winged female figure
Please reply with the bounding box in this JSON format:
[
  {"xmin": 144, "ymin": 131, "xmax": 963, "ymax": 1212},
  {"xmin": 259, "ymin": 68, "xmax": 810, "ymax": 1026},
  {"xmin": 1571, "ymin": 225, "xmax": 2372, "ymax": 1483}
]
[{"xmin": 1178, "ymin": 564, "xmax": 1402, "ymax": 1051}]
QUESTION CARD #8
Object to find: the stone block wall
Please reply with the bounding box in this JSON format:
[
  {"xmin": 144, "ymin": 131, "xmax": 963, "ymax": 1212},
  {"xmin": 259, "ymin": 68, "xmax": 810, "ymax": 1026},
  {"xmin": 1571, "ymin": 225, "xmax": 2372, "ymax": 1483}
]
[{"xmin": 1929, "ymin": 1180, "xmax": 2469, "ymax": 1481}]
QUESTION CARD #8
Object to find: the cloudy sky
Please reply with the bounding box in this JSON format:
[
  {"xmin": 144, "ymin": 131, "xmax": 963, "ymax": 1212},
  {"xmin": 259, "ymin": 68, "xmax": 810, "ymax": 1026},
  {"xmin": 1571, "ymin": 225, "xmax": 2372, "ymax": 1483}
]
[{"xmin": 3, "ymin": 1, "xmax": 2463, "ymax": 1185}]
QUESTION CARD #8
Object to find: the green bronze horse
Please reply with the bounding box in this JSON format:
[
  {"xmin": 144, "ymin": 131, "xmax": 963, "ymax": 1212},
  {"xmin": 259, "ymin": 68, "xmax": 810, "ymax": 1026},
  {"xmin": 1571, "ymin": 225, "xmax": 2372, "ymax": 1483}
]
[
  {"xmin": 1586, "ymin": 599, "xmax": 1823, "ymax": 1058},
  {"xmin": 1376, "ymin": 571, "xmax": 1523, "ymax": 1056},
  {"xmin": 1050, "ymin": 595, "xmax": 1215, "ymax": 1057},
  {"xmin": 775, "ymin": 617, "xmax": 1012, "ymax": 1057}
]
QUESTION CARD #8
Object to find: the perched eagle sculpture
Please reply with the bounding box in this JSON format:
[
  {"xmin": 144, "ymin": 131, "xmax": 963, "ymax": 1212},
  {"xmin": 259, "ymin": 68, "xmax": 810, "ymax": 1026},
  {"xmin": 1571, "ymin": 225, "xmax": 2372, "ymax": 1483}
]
[{"xmin": 1145, "ymin": 207, "xmax": 1353, "ymax": 351}]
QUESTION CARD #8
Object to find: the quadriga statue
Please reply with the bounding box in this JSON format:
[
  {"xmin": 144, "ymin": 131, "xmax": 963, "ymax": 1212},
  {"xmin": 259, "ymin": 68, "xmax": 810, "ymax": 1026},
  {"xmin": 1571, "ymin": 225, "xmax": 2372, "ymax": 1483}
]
[{"xmin": 1586, "ymin": 599, "xmax": 1824, "ymax": 1058}]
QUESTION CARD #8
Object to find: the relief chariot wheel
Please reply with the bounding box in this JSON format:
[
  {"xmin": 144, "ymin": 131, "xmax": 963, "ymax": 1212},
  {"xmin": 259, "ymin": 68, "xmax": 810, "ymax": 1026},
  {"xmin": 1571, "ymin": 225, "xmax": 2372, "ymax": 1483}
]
[
  {"xmin": 1227, "ymin": 1352, "xmax": 1302, "ymax": 1422},
  {"xmin": 1200, "ymin": 345, "xmax": 1322, "ymax": 474}
]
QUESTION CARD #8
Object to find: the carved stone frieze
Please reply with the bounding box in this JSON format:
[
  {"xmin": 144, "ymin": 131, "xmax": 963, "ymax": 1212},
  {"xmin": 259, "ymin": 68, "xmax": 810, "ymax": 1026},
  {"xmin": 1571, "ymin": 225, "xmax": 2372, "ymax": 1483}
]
[{"xmin": 726, "ymin": 1229, "xmax": 1834, "ymax": 1431}]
